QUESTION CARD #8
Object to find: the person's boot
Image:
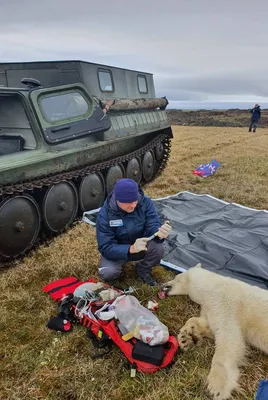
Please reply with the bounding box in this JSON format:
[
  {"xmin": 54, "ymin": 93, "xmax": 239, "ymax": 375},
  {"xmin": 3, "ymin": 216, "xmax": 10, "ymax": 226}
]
[
  {"xmin": 135, "ymin": 264, "xmax": 158, "ymax": 286},
  {"xmin": 140, "ymin": 273, "xmax": 158, "ymax": 286}
]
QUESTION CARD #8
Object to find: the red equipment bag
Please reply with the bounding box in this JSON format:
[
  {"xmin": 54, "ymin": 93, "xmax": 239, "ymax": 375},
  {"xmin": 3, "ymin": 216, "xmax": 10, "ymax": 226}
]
[{"xmin": 43, "ymin": 277, "xmax": 179, "ymax": 374}]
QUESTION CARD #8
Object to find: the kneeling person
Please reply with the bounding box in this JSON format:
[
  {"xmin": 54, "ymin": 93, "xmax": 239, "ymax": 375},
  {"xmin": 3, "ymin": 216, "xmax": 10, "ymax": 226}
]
[{"xmin": 96, "ymin": 178, "xmax": 171, "ymax": 286}]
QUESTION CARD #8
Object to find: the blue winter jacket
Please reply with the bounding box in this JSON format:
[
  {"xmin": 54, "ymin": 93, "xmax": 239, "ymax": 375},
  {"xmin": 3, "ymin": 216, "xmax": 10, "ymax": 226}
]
[
  {"xmin": 251, "ymin": 106, "xmax": 261, "ymax": 121},
  {"xmin": 96, "ymin": 189, "xmax": 162, "ymax": 261}
]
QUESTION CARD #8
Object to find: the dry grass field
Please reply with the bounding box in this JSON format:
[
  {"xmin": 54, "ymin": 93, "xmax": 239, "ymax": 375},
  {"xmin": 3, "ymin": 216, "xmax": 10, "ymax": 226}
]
[{"xmin": 1, "ymin": 126, "xmax": 268, "ymax": 400}]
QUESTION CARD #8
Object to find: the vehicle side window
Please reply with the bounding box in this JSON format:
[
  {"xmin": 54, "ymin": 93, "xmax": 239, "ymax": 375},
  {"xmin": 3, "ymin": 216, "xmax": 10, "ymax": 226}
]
[
  {"xmin": 39, "ymin": 91, "xmax": 90, "ymax": 123},
  {"xmin": 0, "ymin": 94, "xmax": 36, "ymax": 156},
  {"xmin": 138, "ymin": 75, "xmax": 148, "ymax": 94},
  {"xmin": 98, "ymin": 69, "xmax": 114, "ymax": 92}
]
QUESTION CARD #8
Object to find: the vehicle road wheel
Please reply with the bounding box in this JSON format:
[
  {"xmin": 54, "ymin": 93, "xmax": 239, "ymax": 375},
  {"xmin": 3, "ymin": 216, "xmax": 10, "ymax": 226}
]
[
  {"xmin": 155, "ymin": 141, "xmax": 165, "ymax": 162},
  {"xmin": 105, "ymin": 164, "xmax": 125, "ymax": 194},
  {"xmin": 126, "ymin": 157, "xmax": 142, "ymax": 185},
  {"xmin": 142, "ymin": 151, "xmax": 155, "ymax": 182},
  {"xmin": 0, "ymin": 194, "xmax": 41, "ymax": 258},
  {"xmin": 42, "ymin": 181, "xmax": 78, "ymax": 233},
  {"xmin": 79, "ymin": 172, "xmax": 105, "ymax": 212}
]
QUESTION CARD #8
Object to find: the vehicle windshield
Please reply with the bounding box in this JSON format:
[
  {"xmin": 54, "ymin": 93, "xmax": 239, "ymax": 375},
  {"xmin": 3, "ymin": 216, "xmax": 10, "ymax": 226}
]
[{"xmin": 39, "ymin": 91, "xmax": 89, "ymax": 123}]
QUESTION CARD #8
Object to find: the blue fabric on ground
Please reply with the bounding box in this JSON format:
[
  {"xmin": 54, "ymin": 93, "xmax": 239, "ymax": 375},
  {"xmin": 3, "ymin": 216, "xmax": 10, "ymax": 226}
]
[
  {"xmin": 193, "ymin": 159, "xmax": 221, "ymax": 177},
  {"xmin": 255, "ymin": 380, "xmax": 268, "ymax": 400}
]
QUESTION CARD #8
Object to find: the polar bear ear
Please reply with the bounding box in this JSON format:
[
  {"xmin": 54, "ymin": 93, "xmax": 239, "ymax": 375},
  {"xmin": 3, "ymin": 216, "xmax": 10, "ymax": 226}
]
[{"xmin": 195, "ymin": 263, "xmax": 202, "ymax": 268}]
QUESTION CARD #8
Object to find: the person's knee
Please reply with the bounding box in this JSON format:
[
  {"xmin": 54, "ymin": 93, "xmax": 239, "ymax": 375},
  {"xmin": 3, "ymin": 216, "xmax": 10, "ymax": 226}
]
[
  {"xmin": 156, "ymin": 242, "xmax": 165, "ymax": 259},
  {"xmin": 98, "ymin": 266, "xmax": 120, "ymax": 282},
  {"xmin": 150, "ymin": 241, "xmax": 165, "ymax": 261}
]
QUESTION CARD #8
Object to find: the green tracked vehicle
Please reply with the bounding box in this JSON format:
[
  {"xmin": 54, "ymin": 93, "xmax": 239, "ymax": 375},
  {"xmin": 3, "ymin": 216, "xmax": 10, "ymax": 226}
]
[{"xmin": 0, "ymin": 60, "xmax": 173, "ymax": 260}]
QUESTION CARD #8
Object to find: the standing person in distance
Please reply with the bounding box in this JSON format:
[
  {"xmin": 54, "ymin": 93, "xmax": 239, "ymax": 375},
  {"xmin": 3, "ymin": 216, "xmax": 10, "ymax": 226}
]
[{"xmin": 249, "ymin": 104, "xmax": 261, "ymax": 132}]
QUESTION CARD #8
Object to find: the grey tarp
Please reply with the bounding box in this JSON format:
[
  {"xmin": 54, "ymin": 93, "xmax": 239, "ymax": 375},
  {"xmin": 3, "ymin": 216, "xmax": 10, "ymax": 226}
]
[{"xmin": 83, "ymin": 192, "xmax": 268, "ymax": 290}]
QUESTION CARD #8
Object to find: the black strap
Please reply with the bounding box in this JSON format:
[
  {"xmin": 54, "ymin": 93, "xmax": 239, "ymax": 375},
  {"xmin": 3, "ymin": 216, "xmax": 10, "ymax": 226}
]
[{"xmin": 47, "ymin": 279, "xmax": 80, "ymax": 294}]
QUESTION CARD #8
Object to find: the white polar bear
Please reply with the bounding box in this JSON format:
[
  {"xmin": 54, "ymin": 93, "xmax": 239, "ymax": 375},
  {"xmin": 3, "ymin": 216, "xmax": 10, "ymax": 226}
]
[{"xmin": 162, "ymin": 263, "xmax": 268, "ymax": 400}]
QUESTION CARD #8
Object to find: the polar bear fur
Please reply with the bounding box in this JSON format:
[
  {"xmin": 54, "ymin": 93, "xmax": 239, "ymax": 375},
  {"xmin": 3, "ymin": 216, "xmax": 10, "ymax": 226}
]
[{"xmin": 162, "ymin": 263, "xmax": 268, "ymax": 400}]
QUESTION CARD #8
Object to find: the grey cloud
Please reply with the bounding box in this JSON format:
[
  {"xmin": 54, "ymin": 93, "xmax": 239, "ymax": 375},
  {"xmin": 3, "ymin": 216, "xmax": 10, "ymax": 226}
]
[
  {"xmin": 1, "ymin": 0, "xmax": 268, "ymax": 106},
  {"xmin": 155, "ymin": 86, "xmax": 204, "ymax": 101},
  {"xmin": 156, "ymin": 70, "xmax": 268, "ymax": 99}
]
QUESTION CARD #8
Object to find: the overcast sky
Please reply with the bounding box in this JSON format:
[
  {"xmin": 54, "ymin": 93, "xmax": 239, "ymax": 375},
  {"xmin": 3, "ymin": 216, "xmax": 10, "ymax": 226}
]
[{"xmin": 0, "ymin": 0, "xmax": 267, "ymax": 108}]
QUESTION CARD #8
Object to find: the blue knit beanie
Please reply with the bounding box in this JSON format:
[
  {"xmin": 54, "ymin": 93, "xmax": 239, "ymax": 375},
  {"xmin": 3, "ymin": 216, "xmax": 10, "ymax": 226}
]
[{"xmin": 114, "ymin": 178, "xmax": 139, "ymax": 203}]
